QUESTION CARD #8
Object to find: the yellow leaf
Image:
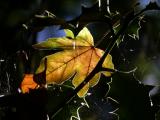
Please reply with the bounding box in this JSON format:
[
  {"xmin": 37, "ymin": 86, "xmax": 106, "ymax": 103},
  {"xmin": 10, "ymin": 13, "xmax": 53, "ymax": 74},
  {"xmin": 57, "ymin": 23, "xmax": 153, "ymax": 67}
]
[{"xmin": 34, "ymin": 27, "xmax": 114, "ymax": 97}]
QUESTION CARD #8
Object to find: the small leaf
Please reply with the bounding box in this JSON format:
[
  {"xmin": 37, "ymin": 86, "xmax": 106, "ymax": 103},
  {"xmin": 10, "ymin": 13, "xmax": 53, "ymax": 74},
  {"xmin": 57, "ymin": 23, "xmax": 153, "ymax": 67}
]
[
  {"xmin": 21, "ymin": 59, "xmax": 47, "ymax": 93},
  {"xmin": 21, "ymin": 74, "xmax": 38, "ymax": 93},
  {"xmin": 126, "ymin": 18, "xmax": 140, "ymax": 39}
]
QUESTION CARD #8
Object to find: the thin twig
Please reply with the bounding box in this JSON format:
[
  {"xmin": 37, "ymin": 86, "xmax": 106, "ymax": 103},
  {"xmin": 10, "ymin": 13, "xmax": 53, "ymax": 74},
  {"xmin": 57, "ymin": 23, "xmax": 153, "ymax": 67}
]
[{"xmin": 101, "ymin": 67, "xmax": 137, "ymax": 74}]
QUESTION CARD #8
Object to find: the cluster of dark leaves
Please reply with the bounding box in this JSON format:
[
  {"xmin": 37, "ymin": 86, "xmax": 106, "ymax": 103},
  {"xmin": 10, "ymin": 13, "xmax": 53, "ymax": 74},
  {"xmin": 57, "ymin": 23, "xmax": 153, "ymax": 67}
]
[{"xmin": 0, "ymin": 0, "xmax": 160, "ymax": 120}]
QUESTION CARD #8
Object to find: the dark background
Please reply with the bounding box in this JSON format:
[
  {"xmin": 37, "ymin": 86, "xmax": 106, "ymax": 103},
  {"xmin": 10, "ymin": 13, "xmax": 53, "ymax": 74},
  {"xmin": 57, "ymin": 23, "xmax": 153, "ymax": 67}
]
[{"xmin": 0, "ymin": 0, "xmax": 160, "ymax": 120}]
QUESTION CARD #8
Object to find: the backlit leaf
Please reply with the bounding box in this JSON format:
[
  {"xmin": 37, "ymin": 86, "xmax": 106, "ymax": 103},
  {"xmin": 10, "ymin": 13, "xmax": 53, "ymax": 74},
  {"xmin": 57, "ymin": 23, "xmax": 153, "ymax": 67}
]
[
  {"xmin": 21, "ymin": 74, "xmax": 38, "ymax": 93},
  {"xmin": 27, "ymin": 27, "xmax": 114, "ymax": 97}
]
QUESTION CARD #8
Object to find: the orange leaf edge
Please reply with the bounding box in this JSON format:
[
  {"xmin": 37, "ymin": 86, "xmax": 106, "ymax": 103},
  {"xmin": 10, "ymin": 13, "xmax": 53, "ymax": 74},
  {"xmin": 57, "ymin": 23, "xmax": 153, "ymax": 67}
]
[{"xmin": 21, "ymin": 74, "xmax": 39, "ymax": 93}]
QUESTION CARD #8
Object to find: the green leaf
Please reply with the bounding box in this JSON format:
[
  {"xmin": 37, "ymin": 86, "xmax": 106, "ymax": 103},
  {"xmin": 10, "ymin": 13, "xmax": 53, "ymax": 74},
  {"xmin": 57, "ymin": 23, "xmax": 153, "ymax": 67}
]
[
  {"xmin": 47, "ymin": 85, "xmax": 87, "ymax": 120},
  {"xmin": 126, "ymin": 18, "xmax": 140, "ymax": 39},
  {"xmin": 64, "ymin": 29, "xmax": 75, "ymax": 39},
  {"xmin": 113, "ymin": 18, "xmax": 140, "ymax": 46},
  {"xmin": 109, "ymin": 72, "xmax": 155, "ymax": 120}
]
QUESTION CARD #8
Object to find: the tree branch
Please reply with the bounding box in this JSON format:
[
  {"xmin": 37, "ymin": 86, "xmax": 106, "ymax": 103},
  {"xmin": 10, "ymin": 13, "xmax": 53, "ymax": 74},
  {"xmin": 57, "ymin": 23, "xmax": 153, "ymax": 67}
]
[{"xmin": 50, "ymin": 3, "xmax": 159, "ymax": 118}]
